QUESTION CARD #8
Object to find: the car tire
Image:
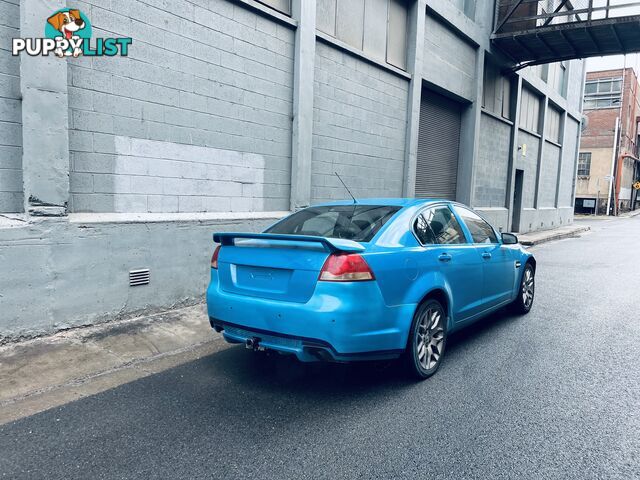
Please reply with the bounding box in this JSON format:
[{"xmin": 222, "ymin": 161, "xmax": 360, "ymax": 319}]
[
  {"xmin": 404, "ymin": 299, "xmax": 447, "ymax": 380},
  {"xmin": 512, "ymin": 263, "xmax": 535, "ymax": 314}
]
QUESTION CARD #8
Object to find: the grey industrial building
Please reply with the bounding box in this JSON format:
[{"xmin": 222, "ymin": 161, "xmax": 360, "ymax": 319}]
[{"xmin": 0, "ymin": 0, "xmax": 586, "ymax": 339}]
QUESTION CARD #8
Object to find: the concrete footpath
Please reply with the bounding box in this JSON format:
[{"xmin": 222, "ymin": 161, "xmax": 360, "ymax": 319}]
[
  {"xmin": 517, "ymin": 224, "xmax": 590, "ymax": 246},
  {"xmin": 0, "ymin": 305, "xmax": 230, "ymax": 425},
  {"xmin": 519, "ymin": 207, "xmax": 640, "ymax": 246}
]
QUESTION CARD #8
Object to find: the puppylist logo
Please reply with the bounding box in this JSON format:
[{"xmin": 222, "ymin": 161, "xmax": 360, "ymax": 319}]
[{"xmin": 12, "ymin": 8, "xmax": 132, "ymax": 58}]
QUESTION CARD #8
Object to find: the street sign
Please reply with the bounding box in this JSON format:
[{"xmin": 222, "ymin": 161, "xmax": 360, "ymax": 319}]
[
  {"xmin": 634, "ymin": 181, "xmax": 640, "ymax": 190},
  {"xmin": 604, "ymin": 175, "xmax": 614, "ymax": 181}
]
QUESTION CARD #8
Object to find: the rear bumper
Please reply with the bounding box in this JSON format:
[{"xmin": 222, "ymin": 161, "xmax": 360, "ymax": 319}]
[
  {"xmin": 209, "ymin": 319, "xmax": 404, "ymax": 362},
  {"xmin": 206, "ymin": 271, "xmax": 415, "ymax": 362}
]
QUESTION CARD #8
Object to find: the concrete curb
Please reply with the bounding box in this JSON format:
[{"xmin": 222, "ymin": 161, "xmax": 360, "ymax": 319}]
[
  {"xmin": 519, "ymin": 226, "xmax": 591, "ymax": 247},
  {"xmin": 620, "ymin": 209, "xmax": 640, "ymax": 219},
  {"xmin": 575, "ymin": 209, "xmax": 640, "ymax": 220}
]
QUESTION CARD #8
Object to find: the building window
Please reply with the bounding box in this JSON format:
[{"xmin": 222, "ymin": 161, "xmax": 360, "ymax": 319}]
[
  {"xmin": 519, "ymin": 87, "xmax": 541, "ymax": 134},
  {"xmin": 559, "ymin": 62, "xmax": 567, "ymax": 93},
  {"xmin": 550, "ymin": 62, "xmax": 566, "ymax": 96},
  {"xmin": 540, "ymin": 64, "xmax": 549, "ymax": 82},
  {"xmin": 545, "ymin": 106, "xmax": 563, "ymax": 144},
  {"xmin": 583, "ymin": 77, "xmax": 622, "ymax": 109},
  {"xmin": 316, "ymin": 0, "xmax": 408, "ymax": 70},
  {"xmin": 482, "ymin": 59, "xmax": 512, "ymax": 120},
  {"xmin": 386, "ymin": 0, "xmax": 407, "ymax": 69},
  {"xmin": 256, "ymin": 0, "xmax": 291, "ymax": 15},
  {"xmin": 539, "ymin": 62, "xmax": 566, "ymax": 96},
  {"xmin": 464, "ymin": 0, "xmax": 476, "ymax": 20},
  {"xmin": 451, "ymin": 0, "xmax": 476, "ymax": 20},
  {"xmin": 578, "ymin": 152, "xmax": 591, "ymax": 176}
]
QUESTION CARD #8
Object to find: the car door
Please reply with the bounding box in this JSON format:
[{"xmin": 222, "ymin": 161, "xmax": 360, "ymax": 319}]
[
  {"xmin": 452, "ymin": 206, "xmax": 515, "ymax": 310},
  {"xmin": 413, "ymin": 205, "xmax": 484, "ymax": 322}
]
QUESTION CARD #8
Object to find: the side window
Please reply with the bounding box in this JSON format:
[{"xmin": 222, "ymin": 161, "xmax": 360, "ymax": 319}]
[
  {"xmin": 453, "ymin": 206, "xmax": 498, "ymax": 244},
  {"xmin": 414, "ymin": 206, "xmax": 466, "ymax": 245},
  {"xmin": 414, "ymin": 213, "xmax": 436, "ymax": 245}
]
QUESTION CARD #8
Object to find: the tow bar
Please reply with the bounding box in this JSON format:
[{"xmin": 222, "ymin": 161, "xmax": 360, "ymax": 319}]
[{"xmin": 245, "ymin": 337, "xmax": 265, "ymax": 352}]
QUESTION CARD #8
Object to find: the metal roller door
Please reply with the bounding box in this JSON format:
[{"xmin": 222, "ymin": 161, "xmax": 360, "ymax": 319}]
[{"xmin": 416, "ymin": 89, "xmax": 462, "ymax": 200}]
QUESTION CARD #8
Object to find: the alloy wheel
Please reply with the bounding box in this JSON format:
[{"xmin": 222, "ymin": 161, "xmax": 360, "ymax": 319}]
[
  {"xmin": 522, "ymin": 267, "xmax": 535, "ymax": 308},
  {"xmin": 416, "ymin": 306, "xmax": 445, "ymax": 371}
]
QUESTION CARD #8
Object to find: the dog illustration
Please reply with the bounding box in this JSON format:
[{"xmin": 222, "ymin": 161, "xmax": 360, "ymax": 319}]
[{"xmin": 47, "ymin": 9, "xmax": 85, "ymax": 58}]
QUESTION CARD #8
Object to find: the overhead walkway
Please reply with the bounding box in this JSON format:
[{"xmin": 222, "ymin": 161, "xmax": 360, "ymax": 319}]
[{"xmin": 492, "ymin": 0, "xmax": 640, "ymax": 68}]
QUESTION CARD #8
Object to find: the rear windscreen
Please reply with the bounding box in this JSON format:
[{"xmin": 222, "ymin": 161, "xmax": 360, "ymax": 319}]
[{"xmin": 266, "ymin": 205, "xmax": 401, "ymax": 242}]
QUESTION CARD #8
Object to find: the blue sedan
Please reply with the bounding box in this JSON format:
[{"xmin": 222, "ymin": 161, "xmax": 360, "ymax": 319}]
[{"xmin": 207, "ymin": 199, "xmax": 535, "ymax": 379}]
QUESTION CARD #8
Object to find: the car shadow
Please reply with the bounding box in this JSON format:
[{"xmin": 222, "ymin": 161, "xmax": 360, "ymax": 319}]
[
  {"xmin": 6, "ymin": 307, "xmax": 524, "ymax": 431},
  {"xmin": 198, "ymin": 306, "xmax": 523, "ymax": 396},
  {"xmin": 446, "ymin": 306, "xmax": 523, "ymax": 354}
]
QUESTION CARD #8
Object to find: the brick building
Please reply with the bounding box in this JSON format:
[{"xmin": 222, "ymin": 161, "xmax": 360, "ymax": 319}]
[
  {"xmin": 0, "ymin": 0, "xmax": 585, "ymax": 339},
  {"xmin": 575, "ymin": 67, "xmax": 640, "ymax": 214}
]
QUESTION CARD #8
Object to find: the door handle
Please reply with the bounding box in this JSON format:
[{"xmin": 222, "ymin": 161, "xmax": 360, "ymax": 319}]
[
  {"xmin": 438, "ymin": 253, "xmax": 452, "ymax": 262},
  {"xmin": 482, "ymin": 252, "xmax": 492, "ymax": 259}
]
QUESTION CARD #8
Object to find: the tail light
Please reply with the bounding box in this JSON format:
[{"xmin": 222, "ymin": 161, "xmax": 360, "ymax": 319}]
[
  {"xmin": 211, "ymin": 245, "xmax": 221, "ymax": 269},
  {"xmin": 319, "ymin": 254, "xmax": 375, "ymax": 282}
]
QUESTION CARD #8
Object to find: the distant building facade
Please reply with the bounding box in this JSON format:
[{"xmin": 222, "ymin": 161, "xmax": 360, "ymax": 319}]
[{"xmin": 575, "ymin": 68, "xmax": 640, "ymax": 214}]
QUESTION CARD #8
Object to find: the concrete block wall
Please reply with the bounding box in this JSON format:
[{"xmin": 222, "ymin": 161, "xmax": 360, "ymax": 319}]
[
  {"xmin": 311, "ymin": 41, "xmax": 408, "ymax": 202},
  {"xmin": 423, "ymin": 13, "xmax": 476, "ymax": 102},
  {"xmin": 510, "ymin": 118, "xmax": 581, "ymax": 232},
  {"xmin": 475, "ymin": 113, "xmax": 511, "ymax": 208},
  {"xmin": 68, "ymin": 0, "xmax": 295, "ymax": 213},
  {"xmin": 0, "ymin": 0, "xmax": 22, "ymax": 213}
]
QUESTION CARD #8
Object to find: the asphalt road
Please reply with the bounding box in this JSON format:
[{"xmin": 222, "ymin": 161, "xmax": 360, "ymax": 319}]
[{"xmin": 1, "ymin": 216, "xmax": 639, "ymax": 479}]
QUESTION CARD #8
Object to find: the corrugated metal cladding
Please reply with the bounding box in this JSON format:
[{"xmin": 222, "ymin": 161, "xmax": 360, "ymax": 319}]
[{"xmin": 416, "ymin": 89, "xmax": 462, "ymax": 200}]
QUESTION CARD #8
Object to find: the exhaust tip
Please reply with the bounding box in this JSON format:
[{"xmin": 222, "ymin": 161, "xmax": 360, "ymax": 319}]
[
  {"xmin": 245, "ymin": 337, "xmax": 263, "ymax": 350},
  {"xmin": 208, "ymin": 318, "xmax": 224, "ymax": 333},
  {"xmin": 306, "ymin": 346, "xmax": 334, "ymax": 362}
]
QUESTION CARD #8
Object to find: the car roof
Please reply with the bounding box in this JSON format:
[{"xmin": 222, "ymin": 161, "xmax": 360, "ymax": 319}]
[{"xmin": 313, "ymin": 198, "xmax": 448, "ymax": 208}]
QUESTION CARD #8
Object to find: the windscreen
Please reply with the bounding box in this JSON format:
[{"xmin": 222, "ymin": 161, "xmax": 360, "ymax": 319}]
[{"xmin": 266, "ymin": 205, "xmax": 401, "ymax": 242}]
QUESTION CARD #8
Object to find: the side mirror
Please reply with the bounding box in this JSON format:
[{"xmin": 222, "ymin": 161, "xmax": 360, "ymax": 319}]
[{"xmin": 502, "ymin": 232, "xmax": 519, "ymax": 245}]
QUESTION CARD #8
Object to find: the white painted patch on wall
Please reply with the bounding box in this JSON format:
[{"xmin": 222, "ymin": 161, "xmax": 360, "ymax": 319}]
[
  {"xmin": 113, "ymin": 137, "xmax": 268, "ymax": 213},
  {"xmin": 74, "ymin": 136, "xmax": 283, "ymax": 214}
]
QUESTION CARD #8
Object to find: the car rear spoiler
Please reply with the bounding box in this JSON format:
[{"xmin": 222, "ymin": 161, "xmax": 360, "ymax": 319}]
[{"xmin": 213, "ymin": 232, "xmax": 365, "ymax": 253}]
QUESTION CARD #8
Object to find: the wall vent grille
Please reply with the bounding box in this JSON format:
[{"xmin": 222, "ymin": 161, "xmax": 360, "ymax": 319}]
[{"xmin": 129, "ymin": 269, "xmax": 150, "ymax": 287}]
